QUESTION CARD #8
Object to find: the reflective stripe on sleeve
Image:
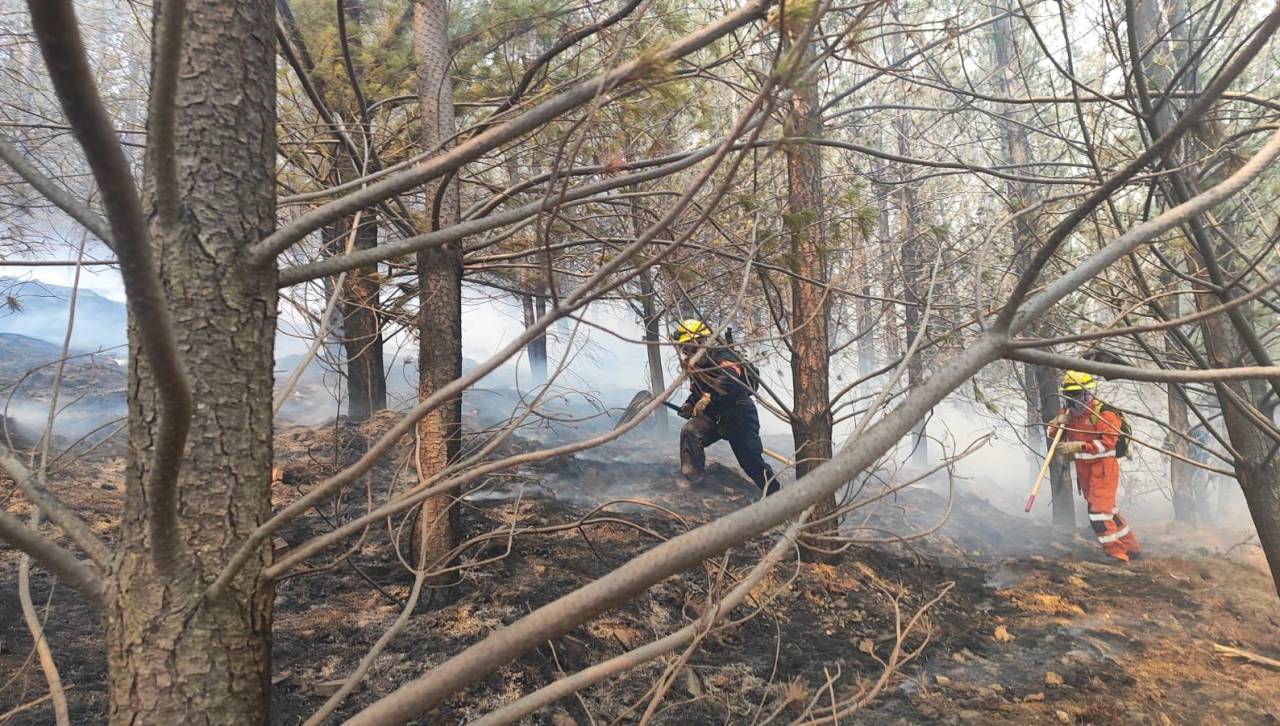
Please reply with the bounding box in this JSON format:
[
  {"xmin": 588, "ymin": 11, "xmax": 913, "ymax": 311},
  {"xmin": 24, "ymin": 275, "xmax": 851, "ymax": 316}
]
[{"xmin": 1088, "ymin": 512, "xmax": 1112, "ymax": 522}]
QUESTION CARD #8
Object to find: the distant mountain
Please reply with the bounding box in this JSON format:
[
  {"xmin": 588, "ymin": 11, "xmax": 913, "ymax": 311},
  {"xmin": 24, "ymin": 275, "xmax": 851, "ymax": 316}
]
[
  {"xmin": 0, "ymin": 332, "xmax": 65, "ymax": 377},
  {"xmin": 0, "ymin": 277, "xmax": 127, "ymax": 353},
  {"xmin": 0, "ymin": 332, "xmax": 128, "ymax": 392}
]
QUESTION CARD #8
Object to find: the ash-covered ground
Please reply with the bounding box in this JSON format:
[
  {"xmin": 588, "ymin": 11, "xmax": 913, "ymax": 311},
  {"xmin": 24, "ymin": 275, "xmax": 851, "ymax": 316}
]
[{"xmin": 2, "ymin": 411, "xmax": 1278, "ymax": 724}]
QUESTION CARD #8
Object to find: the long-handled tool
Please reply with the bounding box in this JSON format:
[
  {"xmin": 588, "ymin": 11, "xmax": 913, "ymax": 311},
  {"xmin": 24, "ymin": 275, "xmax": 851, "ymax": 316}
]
[
  {"xmin": 1025, "ymin": 424, "xmax": 1066, "ymax": 512},
  {"xmin": 614, "ymin": 390, "xmax": 793, "ymax": 466}
]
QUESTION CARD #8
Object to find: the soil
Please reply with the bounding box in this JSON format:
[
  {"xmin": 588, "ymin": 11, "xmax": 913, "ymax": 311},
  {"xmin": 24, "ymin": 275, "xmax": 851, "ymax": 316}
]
[{"xmin": 2, "ymin": 416, "xmax": 1278, "ymax": 724}]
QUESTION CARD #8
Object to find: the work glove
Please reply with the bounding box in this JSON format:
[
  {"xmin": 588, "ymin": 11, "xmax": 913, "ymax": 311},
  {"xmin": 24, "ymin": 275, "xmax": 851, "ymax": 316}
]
[
  {"xmin": 676, "ymin": 401, "xmax": 695, "ymax": 419},
  {"xmin": 1048, "ymin": 410, "xmax": 1068, "ymax": 428},
  {"xmin": 691, "ymin": 393, "xmax": 712, "ymax": 418},
  {"xmin": 1056, "ymin": 441, "xmax": 1087, "ymax": 459}
]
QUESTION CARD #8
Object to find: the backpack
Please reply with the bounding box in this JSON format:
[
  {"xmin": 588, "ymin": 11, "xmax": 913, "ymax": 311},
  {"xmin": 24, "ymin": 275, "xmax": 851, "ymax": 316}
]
[
  {"xmin": 1095, "ymin": 402, "xmax": 1133, "ymax": 458},
  {"xmin": 721, "ymin": 328, "xmax": 762, "ymax": 393}
]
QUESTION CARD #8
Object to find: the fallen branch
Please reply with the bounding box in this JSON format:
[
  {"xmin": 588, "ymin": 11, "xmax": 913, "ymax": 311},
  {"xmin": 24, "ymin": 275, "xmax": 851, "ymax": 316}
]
[{"xmin": 1213, "ymin": 643, "xmax": 1280, "ymax": 670}]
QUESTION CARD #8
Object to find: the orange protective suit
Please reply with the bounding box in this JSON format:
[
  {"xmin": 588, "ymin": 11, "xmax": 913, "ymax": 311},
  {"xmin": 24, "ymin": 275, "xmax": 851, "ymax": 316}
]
[{"xmin": 1051, "ymin": 400, "xmax": 1141, "ymax": 562}]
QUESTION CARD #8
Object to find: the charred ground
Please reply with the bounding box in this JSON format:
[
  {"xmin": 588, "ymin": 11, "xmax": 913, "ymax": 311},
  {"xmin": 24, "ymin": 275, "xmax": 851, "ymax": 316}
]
[{"xmin": 2, "ymin": 416, "xmax": 1278, "ymax": 724}]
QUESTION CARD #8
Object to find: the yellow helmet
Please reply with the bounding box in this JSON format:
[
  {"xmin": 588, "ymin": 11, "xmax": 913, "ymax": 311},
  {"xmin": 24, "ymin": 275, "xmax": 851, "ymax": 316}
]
[
  {"xmin": 1061, "ymin": 370, "xmax": 1096, "ymax": 392},
  {"xmin": 671, "ymin": 319, "xmax": 711, "ymax": 344}
]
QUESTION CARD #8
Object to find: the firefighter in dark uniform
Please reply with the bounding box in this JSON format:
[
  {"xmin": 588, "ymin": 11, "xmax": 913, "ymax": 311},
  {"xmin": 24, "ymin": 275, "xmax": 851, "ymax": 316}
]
[{"xmin": 671, "ymin": 319, "xmax": 779, "ymax": 495}]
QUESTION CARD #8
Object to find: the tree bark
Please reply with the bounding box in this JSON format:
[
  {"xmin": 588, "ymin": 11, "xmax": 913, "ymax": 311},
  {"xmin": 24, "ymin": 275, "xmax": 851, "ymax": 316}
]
[
  {"xmin": 342, "ymin": 216, "xmax": 387, "ymax": 420},
  {"xmin": 783, "ymin": 44, "xmax": 839, "ymax": 555},
  {"xmin": 414, "ymin": 0, "xmax": 461, "ymax": 581},
  {"xmin": 340, "ymin": 0, "xmax": 387, "ymax": 421},
  {"xmin": 1132, "ymin": 0, "xmax": 1280, "ymax": 590},
  {"xmin": 989, "ymin": 0, "xmax": 1073, "ymax": 526},
  {"xmin": 638, "ymin": 267, "xmax": 668, "ymax": 433},
  {"xmin": 632, "ymin": 197, "xmax": 668, "ymax": 433},
  {"xmin": 108, "ymin": 1, "xmax": 277, "ymax": 721},
  {"xmin": 891, "ymin": 26, "xmax": 926, "ymax": 466},
  {"xmin": 327, "ymin": 211, "xmax": 387, "ymax": 421}
]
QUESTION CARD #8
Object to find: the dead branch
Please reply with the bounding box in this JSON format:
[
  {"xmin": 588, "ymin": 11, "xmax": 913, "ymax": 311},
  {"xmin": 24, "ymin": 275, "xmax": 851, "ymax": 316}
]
[
  {"xmin": 18, "ymin": 552, "xmax": 70, "ymax": 726},
  {"xmin": 247, "ymin": 0, "xmax": 776, "ymax": 264},
  {"xmin": 0, "ymin": 134, "xmax": 112, "ymax": 248},
  {"xmin": 0, "ymin": 508, "xmax": 104, "ymax": 607},
  {"xmin": 1212, "ymin": 643, "xmax": 1280, "ymax": 670},
  {"xmin": 28, "ymin": 0, "xmax": 194, "ymax": 574},
  {"xmin": 342, "ymin": 97, "xmax": 1280, "ymax": 726},
  {"xmin": 147, "ymin": 0, "xmax": 186, "ymax": 229},
  {"xmin": 471, "ymin": 517, "xmax": 808, "ymax": 725}
]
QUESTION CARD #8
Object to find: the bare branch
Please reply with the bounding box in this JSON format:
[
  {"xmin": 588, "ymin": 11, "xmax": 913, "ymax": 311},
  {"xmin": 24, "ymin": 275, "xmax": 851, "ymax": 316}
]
[
  {"xmin": 0, "ymin": 445, "xmax": 111, "ymax": 568},
  {"xmin": 1008, "ymin": 349, "xmax": 1280, "ymax": 384},
  {"xmin": 246, "ymin": 0, "xmax": 775, "ymax": 265},
  {"xmin": 0, "ymin": 508, "xmax": 104, "ymax": 607},
  {"xmin": 276, "ymin": 143, "xmax": 720, "ymax": 285},
  {"xmin": 19, "ymin": 551, "xmax": 71, "ymax": 726},
  {"xmin": 28, "ymin": 0, "xmax": 195, "ymax": 574},
  {"xmin": 147, "ymin": 0, "xmax": 188, "ymax": 229},
  {"xmin": 994, "ymin": 1, "xmax": 1280, "ymax": 328},
  {"xmin": 0, "ymin": 133, "xmax": 113, "ymax": 249},
  {"xmin": 341, "ymin": 102, "xmax": 1280, "ymax": 726}
]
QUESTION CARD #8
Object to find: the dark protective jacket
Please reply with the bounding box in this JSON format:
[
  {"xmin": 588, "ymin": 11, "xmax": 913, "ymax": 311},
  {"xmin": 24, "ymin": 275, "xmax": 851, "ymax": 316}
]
[{"xmin": 681, "ymin": 347, "xmax": 752, "ymax": 419}]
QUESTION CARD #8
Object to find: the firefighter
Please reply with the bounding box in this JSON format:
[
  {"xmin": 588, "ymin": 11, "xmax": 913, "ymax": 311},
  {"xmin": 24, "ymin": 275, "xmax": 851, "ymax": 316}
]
[
  {"xmin": 1049, "ymin": 370, "xmax": 1142, "ymax": 563},
  {"xmin": 670, "ymin": 319, "xmax": 779, "ymax": 495}
]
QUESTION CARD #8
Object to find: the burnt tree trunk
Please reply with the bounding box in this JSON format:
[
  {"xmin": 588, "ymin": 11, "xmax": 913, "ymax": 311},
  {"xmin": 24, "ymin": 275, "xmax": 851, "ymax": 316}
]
[
  {"xmin": 784, "ymin": 44, "xmax": 839, "ymax": 554},
  {"xmin": 414, "ymin": 0, "xmax": 461, "ymax": 579},
  {"xmin": 108, "ymin": 0, "xmax": 277, "ymax": 721}
]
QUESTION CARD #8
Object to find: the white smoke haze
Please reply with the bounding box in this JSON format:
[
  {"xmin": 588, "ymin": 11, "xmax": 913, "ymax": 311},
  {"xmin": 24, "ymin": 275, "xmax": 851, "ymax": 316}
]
[{"xmin": 0, "ymin": 268, "xmax": 1259, "ymax": 565}]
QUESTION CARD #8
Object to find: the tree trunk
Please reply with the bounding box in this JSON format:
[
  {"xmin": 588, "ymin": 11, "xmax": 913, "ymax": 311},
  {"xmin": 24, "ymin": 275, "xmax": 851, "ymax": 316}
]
[
  {"xmin": 1035, "ymin": 365, "xmax": 1075, "ymax": 527},
  {"xmin": 1134, "ymin": 0, "xmax": 1197, "ymax": 524},
  {"xmin": 328, "ymin": 211, "xmax": 386, "ymax": 421},
  {"xmin": 340, "ymin": 0, "xmax": 386, "ymax": 421},
  {"xmin": 529, "ymin": 290, "xmax": 549, "ymax": 385},
  {"xmin": 783, "ymin": 44, "xmax": 839, "ymax": 555},
  {"xmin": 414, "ymin": 0, "xmax": 461, "ymax": 580},
  {"xmin": 873, "ymin": 148, "xmax": 899, "ymax": 362},
  {"xmin": 851, "ymin": 213, "xmax": 875, "ymax": 376},
  {"xmin": 1133, "ymin": 0, "xmax": 1280, "ymax": 591},
  {"xmin": 638, "ymin": 267, "xmax": 668, "ymax": 433},
  {"xmin": 342, "ymin": 217, "xmax": 387, "ymax": 420},
  {"xmin": 108, "ymin": 1, "xmax": 277, "ymax": 721},
  {"xmin": 632, "ymin": 197, "xmax": 668, "ymax": 433},
  {"xmin": 891, "ymin": 27, "xmax": 926, "ymax": 466},
  {"xmin": 989, "ymin": 0, "xmax": 1073, "ymax": 526}
]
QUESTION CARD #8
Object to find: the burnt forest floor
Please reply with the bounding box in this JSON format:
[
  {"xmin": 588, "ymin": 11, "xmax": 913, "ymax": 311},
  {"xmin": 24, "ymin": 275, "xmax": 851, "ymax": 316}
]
[{"xmin": 2, "ymin": 413, "xmax": 1279, "ymax": 724}]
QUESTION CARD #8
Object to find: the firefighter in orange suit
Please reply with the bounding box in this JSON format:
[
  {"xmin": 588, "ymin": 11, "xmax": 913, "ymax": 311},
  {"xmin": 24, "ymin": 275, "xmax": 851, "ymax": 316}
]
[{"xmin": 1048, "ymin": 371, "xmax": 1142, "ymax": 563}]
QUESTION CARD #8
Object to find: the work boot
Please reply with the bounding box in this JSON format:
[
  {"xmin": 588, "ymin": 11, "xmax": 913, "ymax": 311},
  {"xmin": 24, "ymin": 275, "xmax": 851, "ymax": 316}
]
[
  {"xmin": 1127, "ymin": 550, "xmax": 1143, "ymax": 562},
  {"xmin": 680, "ymin": 462, "xmax": 703, "ymax": 485}
]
